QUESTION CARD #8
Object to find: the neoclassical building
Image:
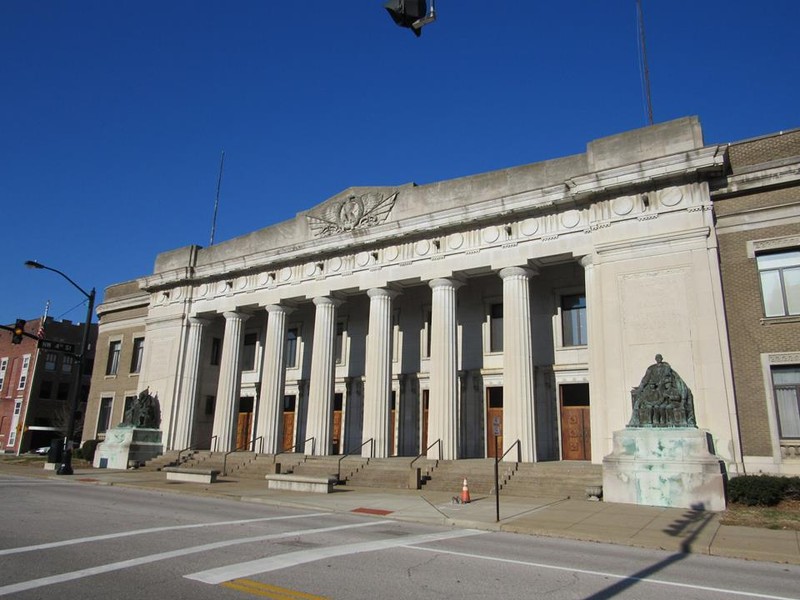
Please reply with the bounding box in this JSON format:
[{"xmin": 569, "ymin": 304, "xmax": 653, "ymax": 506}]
[{"xmin": 84, "ymin": 117, "xmax": 749, "ymax": 474}]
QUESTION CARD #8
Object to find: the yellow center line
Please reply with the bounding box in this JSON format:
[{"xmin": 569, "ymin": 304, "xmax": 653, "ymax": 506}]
[{"xmin": 221, "ymin": 578, "xmax": 329, "ymax": 600}]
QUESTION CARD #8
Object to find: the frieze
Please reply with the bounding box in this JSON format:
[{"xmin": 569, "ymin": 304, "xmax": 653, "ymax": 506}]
[
  {"xmin": 768, "ymin": 353, "xmax": 800, "ymax": 364},
  {"xmin": 307, "ymin": 191, "xmax": 397, "ymax": 238}
]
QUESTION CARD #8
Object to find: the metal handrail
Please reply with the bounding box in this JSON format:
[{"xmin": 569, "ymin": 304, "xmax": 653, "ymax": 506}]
[
  {"xmin": 498, "ymin": 439, "xmax": 521, "ymax": 465},
  {"xmin": 176, "ymin": 445, "xmax": 194, "ymax": 465},
  {"xmin": 251, "ymin": 436, "xmax": 263, "ymax": 454},
  {"xmin": 273, "ymin": 437, "xmax": 315, "ymax": 463},
  {"xmin": 210, "ymin": 435, "xmax": 218, "ymax": 452},
  {"xmin": 337, "ymin": 438, "xmax": 374, "ymax": 483},
  {"xmin": 410, "ymin": 438, "xmax": 442, "ymax": 470},
  {"xmin": 222, "ymin": 442, "xmax": 252, "ymax": 476}
]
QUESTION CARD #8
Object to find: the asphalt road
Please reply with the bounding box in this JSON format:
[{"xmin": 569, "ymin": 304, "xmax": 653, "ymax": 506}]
[{"xmin": 1, "ymin": 473, "xmax": 799, "ymax": 600}]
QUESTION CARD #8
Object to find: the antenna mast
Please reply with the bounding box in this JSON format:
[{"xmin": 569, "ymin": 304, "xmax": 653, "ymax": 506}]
[
  {"xmin": 210, "ymin": 150, "xmax": 225, "ymax": 246},
  {"xmin": 636, "ymin": 0, "xmax": 654, "ymax": 125}
]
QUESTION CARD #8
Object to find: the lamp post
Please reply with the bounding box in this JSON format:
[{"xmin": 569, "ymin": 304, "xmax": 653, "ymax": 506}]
[{"xmin": 25, "ymin": 260, "xmax": 95, "ymax": 475}]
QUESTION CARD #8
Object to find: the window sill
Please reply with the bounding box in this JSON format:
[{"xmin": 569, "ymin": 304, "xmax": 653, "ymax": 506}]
[{"xmin": 761, "ymin": 315, "xmax": 800, "ymax": 326}]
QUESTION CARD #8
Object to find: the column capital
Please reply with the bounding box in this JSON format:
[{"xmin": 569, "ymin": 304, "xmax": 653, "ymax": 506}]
[
  {"xmin": 265, "ymin": 304, "xmax": 296, "ymax": 316},
  {"xmin": 222, "ymin": 310, "xmax": 251, "ymax": 322},
  {"xmin": 498, "ymin": 266, "xmax": 538, "ymax": 280},
  {"xmin": 579, "ymin": 254, "xmax": 595, "ymax": 268},
  {"xmin": 188, "ymin": 316, "xmax": 211, "ymax": 326},
  {"xmin": 367, "ymin": 287, "xmax": 400, "ymax": 300},
  {"xmin": 429, "ymin": 277, "xmax": 464, "ymax": 291},
  {"xmin": 313, "ymin": 296, "xmax": 343, "ymax": 308}
]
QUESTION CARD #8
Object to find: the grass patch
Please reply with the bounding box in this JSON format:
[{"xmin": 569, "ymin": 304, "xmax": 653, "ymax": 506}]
[{"xmin": 720, "ymin": 500, "xmax": 800, "ymax": 530}]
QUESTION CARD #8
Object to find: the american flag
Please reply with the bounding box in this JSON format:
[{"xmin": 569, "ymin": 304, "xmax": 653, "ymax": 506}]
[{"xmin": 37, "ymin": 300, "xmax": 49, "ymax": 340}]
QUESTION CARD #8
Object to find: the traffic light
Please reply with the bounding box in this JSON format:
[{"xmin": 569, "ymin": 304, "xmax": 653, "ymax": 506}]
[
  {"xmin": 12, "ymin": 319, "xmax": 25, "ymax": 344},
  {"xmin": 384, "ymin": 0, "xmax": 428, "ymax": 37}
]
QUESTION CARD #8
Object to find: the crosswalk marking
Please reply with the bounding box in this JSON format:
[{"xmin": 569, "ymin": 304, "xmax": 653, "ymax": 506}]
[
  {"xmin": 222, "ymin": 579, "xmax": 329, "ymax": 600},
  {"xmin": 0, "ymin": 521, "xmax": 388, "ymax": 596},
  {"xmin": 185, "ymin": 529, "xmax": 486, "ymax": 584}
]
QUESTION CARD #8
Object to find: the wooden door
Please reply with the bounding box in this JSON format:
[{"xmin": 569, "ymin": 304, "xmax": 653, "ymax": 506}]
[
  {"xmin": 282, "ymin": 395, "xmax": 296, "ymax": 452},
  {"xmin": 560, "ymin": 384, "xmax": 591, "ymax": 461},
  {"xmin": 236, "ymin": 397, "xmax": 254, "ymax": 450},
  {"xmin": 332, "ymin": 393, "xmax": 343, "ymax": 455},
  {"xmin": 486, "ymin": 387, "xmax": 503, "ymax": 459}
]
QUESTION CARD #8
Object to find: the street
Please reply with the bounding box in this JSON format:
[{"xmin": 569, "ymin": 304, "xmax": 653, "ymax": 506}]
[{"xmin": 1, "ymin": 473, "xmax": 798, "ymax": 600}]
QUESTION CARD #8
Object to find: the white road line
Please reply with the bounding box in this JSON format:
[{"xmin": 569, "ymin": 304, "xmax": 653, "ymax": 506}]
[
  {"xmin": 408, "ymin": 546, "xmax": 800, "ymax": 600},
  {"xmin": 0, "ymin": 513, "xmax": 329, "ymax": 556},
  {"xmin": 0, "ymin": 520, "xmax": 388, "ymax": 597},
  {"xmin": 184, "ymin": 529, "xmax": 486, "ymax": 584}
]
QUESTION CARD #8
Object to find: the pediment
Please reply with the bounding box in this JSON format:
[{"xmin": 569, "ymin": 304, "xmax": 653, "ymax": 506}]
[{"xmin": 305, "ymin": 187, "xmax": 398, "ymax": 238}]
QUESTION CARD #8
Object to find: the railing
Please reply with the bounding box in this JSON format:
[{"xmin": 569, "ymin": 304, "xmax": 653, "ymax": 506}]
[
  {"xmin": 498, "ymin": 439, "xmax": 521, "ymax": 465},
  {"xmin": 337, "ymin": 438, "xmax": 374, "ymax": 483},
  {"xmin": 176, "ymin": 445, "xmax": 194, "ymax": 465},
  {"xmin": 222, "ymin": 442, "xmax": 253, "ymax": 476},
  {"xmin": 410, "ymin": 438, "xmax": 442, "ymax": 471},
  {"xmin": 251, "ymin": 436, "xmax": 263, "ymax": 454},
  {"xmin": 273, "ymin": 437, "xmax": 315, "ymax": 463},
  {"xmin": 210, "ymin": 435, "xmax": 218, "ymax": 452}
]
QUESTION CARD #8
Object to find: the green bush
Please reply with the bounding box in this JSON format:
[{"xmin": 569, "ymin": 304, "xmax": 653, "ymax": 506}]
[
  {"xmin": 727, "ymin": 475, "xmax": 800, "ymax": 506},
  {"xmin": 80, "ymin": 439, "xmax": 99, "ymax": 463}
]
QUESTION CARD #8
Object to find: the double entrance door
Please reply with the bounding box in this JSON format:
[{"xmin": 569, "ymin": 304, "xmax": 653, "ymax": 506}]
[{"xmin": 560, "ymin": 383, "xmax": 591, "ymax": 461}]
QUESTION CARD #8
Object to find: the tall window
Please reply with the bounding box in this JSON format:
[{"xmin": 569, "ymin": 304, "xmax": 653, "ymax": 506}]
[
  {"xmin": 757, "ymin": 250, "xmax": 800, "ymax": 317},
  {"xmin": 18, "ymin": 355, "xmax": 30, "ymax": 390},
  {"xmin": 772, "ymin": 366, "xmax": 800, "ymax": 439},
  {"xmin": 45, "ymin": 352, "xmax": 57, "ymax": 371},
  {"xmin": 62, "ymin": 355, "xmax": 74, "ymax": 374},
  {"xmin": 423, "ymin": 309, "xmax": 432, "ymax": 359},
  {"xmin": 130, "ymin": 338, "xmax": 144, "ymax": 374},
  {"xmin": 106, "ymin": 341, "xmax": 121, "ymax": 375},
  {"xmin": 124, "ymin": 395, "xmax": 137, "ymax": 419},
  {"xmin": 0, "ymin": 357, "xmax": 7, "ymax": 392},
  {"xmin": 561, "ymin": 294, "xmax": 588, "ymax": 346},
  {"xmin": 242, "ymin": 332, "xmax": 258, "ymax": 371},
  {"xmin": 334, "ymin": 322, "xmax": 345, "ymax": 365},
  {"xmin": 285, "ymin": 328, "xmax": 299, "ymax": 368},
  {"xmin": 57, "ymin": 382, "xmax": 70, "ymax": 400},
  {"xmin": 489, "ymin": 303, "xmax": 503, "ymax": 352},
  {"xmin": 210, "ymin": 337, "xmax": 222, "ymax": 366},
  {"xmin": 39, "ymin": 380, "xmax": 53, "ymax": 399},
  {"xmin": 97, "ymin": 397, "xmax": 113, "ymax": 435}
]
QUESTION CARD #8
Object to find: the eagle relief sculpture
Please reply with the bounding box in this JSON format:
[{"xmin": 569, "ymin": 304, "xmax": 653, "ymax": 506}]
[
  {"xmin": 628, "ymin": 354, "xmax": 697, "ymax": 428},
  {"xmin": 307, "ymin": 191, "xmax": 397, "ymax": 237}
]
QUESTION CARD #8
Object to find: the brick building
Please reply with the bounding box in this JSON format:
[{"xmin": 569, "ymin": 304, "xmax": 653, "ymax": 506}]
[
  {"xmin": 0, "ymin": 317, "xmax": 97, "ymax": 454},
  {"xmin": 712, "ymin": 128, "xmax": 800, "ymax": 475}
]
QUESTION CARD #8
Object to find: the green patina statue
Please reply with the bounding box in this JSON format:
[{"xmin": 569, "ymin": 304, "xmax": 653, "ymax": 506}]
[
  {"xmin": 628, "ymin": 354, "xmax": 696, "ymax": 428},
  {"xmin": 120, "ymin": 389, "xmax": 161, "ymax": 429}
]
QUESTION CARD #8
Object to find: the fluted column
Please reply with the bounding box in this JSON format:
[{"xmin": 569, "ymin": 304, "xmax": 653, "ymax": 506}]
[
  {"xmin": 211, "ymin": 311, "xmax": 250, "ymax": 452},
  {"xmin": 580, "ymin": 254, "xmax": 601, "ymax": 461},
  {"xmin": 257, "ymin": 305, "xmax": 294, "ymax": 454},
  {"xmin": 363, "ymin": 288, "xmax": 399, "ymax": 458},
  {"xmin": 173, "ymin": 316, "xmax": 209, "ymax": 449},
  {"xmin": 306, "ymin": 296, "xmax": 341, "ymax": 455},
  {"xmin": 499, "ymin": 267, "xmax": 537, "ymax": 462},
  {"xmin": 428, "ymin": 278, "xmax": 463, "ymax": 460}
]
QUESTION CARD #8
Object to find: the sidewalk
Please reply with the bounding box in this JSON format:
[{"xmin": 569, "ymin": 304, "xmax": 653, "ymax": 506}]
[{"xmin": 2, "ymin": 459, "xmax": 798, "ymax": 565}]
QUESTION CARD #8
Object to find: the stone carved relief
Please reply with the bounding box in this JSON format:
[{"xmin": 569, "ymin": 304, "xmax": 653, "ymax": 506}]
[{"xmin": 307, "ymin": 191, "xmax": 397, "ymax": 238}]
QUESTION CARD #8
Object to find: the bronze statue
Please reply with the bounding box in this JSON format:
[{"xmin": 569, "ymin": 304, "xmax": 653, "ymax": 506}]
[
  {"xmin": 121, "ymin": 389, "xmax": 161, "ymax": 429},
  {"xmin": 628, "ymin": 354, "xmax": 696, "ymax": 428}
]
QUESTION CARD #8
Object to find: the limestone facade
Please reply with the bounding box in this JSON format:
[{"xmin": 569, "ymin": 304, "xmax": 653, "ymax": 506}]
[{"xmin": 83, "ymin": 117, "xmax": 748, "ymax": 474}]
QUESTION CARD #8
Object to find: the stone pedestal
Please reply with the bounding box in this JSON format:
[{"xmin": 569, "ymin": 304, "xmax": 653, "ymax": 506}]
[
  {"xmin": 93, "ymin": 427, "xmax": 163, "ymax": 469},
  {"xmin": 602, "ymin": 428, "xmax": 726, "ymax": 511}
]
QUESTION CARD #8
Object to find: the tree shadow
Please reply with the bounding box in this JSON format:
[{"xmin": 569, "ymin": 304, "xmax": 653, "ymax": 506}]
[{"xmin": 581, "ymin": 503, "xmax": 716, "ymax": 599}]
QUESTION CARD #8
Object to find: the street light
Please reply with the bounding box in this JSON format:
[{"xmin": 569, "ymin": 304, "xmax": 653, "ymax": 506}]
[{"xmin": 25, "ymin": 260, "xmax": 95, "ymax": 475}]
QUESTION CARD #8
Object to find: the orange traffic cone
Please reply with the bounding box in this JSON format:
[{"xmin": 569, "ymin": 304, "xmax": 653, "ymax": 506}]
[{"xmin": 460, "ymin": 478, "xmax": 471, "ymax": 504}]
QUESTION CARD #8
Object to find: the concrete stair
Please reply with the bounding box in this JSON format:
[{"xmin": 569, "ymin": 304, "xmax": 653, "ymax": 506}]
[
  {"xmin": 289, "ymin": 455, "xmax": 369, "ymax": 483},
  {"xmin": 344, "ymin": 457, "xmax": 438, "ymax": 489},
  {"xmin": 421, "ymin": 458, "xmax": 507, "ymax": 495},
  {"xmin": 502, "ymin": 461, "xmax": 602, "ymax": 499}
]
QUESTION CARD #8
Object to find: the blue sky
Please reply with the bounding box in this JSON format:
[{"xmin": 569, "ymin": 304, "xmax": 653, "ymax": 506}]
[{"xmin": 2, "ymin": 1, "xmax": 798, "ymax": 326}]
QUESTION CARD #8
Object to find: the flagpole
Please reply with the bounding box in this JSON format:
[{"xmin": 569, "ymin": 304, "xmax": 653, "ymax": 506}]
[{"xmin": 38, "ymin": 300, "xmax": 50, "ymax": 339}]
